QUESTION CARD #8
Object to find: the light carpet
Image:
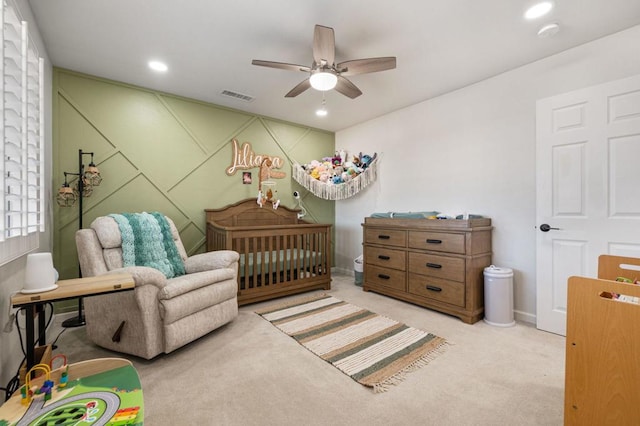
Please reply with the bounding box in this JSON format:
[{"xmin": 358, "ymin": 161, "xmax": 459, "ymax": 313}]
[{"xmin": 256, "ymin": 293, "xmax": 448, "ymax": 392}]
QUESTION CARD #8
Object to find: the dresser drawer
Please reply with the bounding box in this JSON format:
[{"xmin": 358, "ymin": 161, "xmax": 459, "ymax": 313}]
[
  {"xmin": 365, "ymin": 246, "xmax": 406, "ymax": 270},
  {"xmin": 408, "ymin": 231, "xmax": 465, "ymax": 254},
  {"xmin": 365, "ymin": 228, "xmax": 406, "ymax": 248},
  {"xmin": 408, "ymin": 252, "xmax": 465, "ymax": 282},
  {"xmin": 408, "ymin": 274, "xmax": 465, "ymax": 307},
  {"xmin": 365, "ymin": 265, "xmax": 406, "ymax": 291}
]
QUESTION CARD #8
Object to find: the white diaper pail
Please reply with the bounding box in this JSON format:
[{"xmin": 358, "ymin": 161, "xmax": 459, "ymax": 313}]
[{"xmin": 483, "ymin": 265, "xmax": 515, "ymax": 327}]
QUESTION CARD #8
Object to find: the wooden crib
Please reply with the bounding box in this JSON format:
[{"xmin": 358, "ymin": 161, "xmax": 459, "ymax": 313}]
[{"xmin": 205, "ymin": 199, "xmax": 332, "ymax": 305}]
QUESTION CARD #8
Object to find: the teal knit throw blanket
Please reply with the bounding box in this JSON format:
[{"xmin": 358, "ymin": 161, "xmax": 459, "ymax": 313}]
[{"xmin": 109, "ymin": 212, "xmax": 185, "ymax": 278}]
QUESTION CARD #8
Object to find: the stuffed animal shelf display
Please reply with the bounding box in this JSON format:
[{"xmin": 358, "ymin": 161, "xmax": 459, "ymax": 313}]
[{"xmin": 293, "ymin": 151, "xmax": 379, "ymax": 200}]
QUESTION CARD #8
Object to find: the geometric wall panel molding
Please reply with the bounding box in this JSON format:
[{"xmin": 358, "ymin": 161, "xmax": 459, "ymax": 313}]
[{"xmin": 53, "ymin": 68, "xmax": 335, "ymax": 285}]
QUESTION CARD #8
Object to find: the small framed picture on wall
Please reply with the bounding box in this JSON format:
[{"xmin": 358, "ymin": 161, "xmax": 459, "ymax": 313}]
[{"xmin": 242, "ymin": 172, "xmax": 252, "ymax": 184}]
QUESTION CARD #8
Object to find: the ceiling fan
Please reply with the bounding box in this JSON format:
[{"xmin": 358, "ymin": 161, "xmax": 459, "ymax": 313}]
[{"xmin": 252, "ymin": 24, "xmax": 396, "ymax": 99}]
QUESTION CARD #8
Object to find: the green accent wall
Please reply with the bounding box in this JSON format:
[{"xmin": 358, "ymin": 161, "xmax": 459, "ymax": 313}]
[{"xmin": 53, "ymin": 68, "xmax": 335, "ymax": 309}]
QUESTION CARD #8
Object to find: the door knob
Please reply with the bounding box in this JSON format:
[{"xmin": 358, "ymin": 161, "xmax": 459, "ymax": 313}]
[{"xmin": 539, "ymin": 223, "xmax": 559, "ymax": 232}]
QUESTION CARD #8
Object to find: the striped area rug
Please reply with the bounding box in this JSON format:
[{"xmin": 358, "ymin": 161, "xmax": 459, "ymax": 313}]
[{"xmin": 256, "ymin": 294, "xmax": 448, "ymax": 392}]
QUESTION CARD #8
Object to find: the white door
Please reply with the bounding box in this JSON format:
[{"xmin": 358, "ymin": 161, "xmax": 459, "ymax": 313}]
[{"xmin": 536, "ymin": 74, "xmax": 640, "ymax": 336}]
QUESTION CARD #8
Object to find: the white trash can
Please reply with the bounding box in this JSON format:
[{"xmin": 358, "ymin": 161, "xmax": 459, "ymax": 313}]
[
  {"xmin": 354, "ymin": 255, "xmax": 364, "ymax": 286},
  {"xmin": 483, "ymin": 265, "xmax": 515, "ymax": 327}
]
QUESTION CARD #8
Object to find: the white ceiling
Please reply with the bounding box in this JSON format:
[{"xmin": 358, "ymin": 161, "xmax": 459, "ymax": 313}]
[{"xmin": 27, "ymin": 0, "xmax": 640, "ymax": 132}]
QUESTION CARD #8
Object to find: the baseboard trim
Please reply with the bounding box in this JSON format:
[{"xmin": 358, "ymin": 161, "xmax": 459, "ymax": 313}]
[
  {"xmin": 333, "ymin": 267, "xmax": 352, "ymax": 276},
  {"xmin": 514, "ymin": 310, "xmax": 536, "ymax": 325}
]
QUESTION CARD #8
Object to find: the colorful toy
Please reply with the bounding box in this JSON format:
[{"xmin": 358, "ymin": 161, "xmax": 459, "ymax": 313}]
[
  {"xmin": 110, "ymin": 406, "xmax": 141, "ymax": 425},
  {"xmin": 22, "ymin": 363, "xmax": 52, "ymax": 406},
  {"xmin": 50, "ymin": 354, "xmax": 69, "ymax": 389},
  {"xmin": 3, "ymin": 359, "xmax": 144, "ymax": 425}
]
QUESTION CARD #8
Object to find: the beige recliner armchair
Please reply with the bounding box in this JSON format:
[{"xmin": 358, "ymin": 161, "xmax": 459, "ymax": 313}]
[{"xmin": 75, "ymin": 214, "xmax": 239, "ymax": 359}]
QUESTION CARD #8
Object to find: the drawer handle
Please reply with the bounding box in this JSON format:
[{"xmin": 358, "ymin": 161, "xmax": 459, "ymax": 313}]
[
  {"xmin": 426, "ymin": 239, "xmax": 442, "ymax": 244},
  {"xmin": 426, "ymin": 263, "xmax": 442, "ymax": 269},
  {"xmin": 426, "ymin": 285, "xmax": 442, "ymax": 292},
  {"xmin": 378, "ymin": 274, "xmax": 391, "ymax": 280},
  {"xmin": 378, "ymin": 255, "xmax": 391, "ymax": 260},
  {"xmin": 378, "ymin": 235, "xmax": 391, "ymax": 240}
]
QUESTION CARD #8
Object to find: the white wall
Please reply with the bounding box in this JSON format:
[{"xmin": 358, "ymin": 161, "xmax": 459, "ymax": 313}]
[
  {"xmin": 0, "ymin": 0, "xmax": 52, "ymax": 393},
  {"xmin": 335, "ymin": 25, "xmax": 640, "ymax": 324}
]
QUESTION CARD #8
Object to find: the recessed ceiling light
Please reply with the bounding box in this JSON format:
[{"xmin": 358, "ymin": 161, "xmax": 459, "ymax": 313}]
[
  {"xmin": 538, "ymin": 23, "xmax": 560, "ymax": 38},
  {"xmin": 525, "ymin": 2, "xmax": 553, "ymax": 20},
  {"xmin": 148, "ymin": 61, "xmax": 168, "ymax": 72},
  {"xmin": 316, "ymin": 97, "xmax": 328, "ymax": 117}
]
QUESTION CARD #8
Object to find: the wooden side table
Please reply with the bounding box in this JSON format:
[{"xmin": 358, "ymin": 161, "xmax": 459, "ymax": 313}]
[{"xmin": 11, "ymin": 274, "xmax": 135, "ymax": 371}]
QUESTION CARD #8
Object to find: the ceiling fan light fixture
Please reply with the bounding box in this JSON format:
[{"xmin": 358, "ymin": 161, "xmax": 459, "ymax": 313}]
[
  {"xmin": 310, "ymin": 71, "xmax": 337, "ymax": 91},
  {"xmin": 252, "ymin": 25, "xmax": 395, "ymax": 99}
]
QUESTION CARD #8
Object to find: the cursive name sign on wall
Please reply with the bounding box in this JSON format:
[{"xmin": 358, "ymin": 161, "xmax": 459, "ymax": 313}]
[{"xmin": 225, "ymin": 138, "xmax": 284, "ymax": 176}]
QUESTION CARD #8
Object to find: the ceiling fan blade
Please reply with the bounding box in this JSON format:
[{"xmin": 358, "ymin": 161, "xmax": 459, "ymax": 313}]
[
  {"xmin": 313, "ymin": 25, "xmax": 335, "ymax": 66},
  {"xmin": 252, "ymin": 60, "xmax": 310, "ymax": 73},
  {"xmin": 285, "ymin": 79, "xmax": 311, "ymax": 98},
  {"xmin": 337, "ymin": 57, "xmax": 396, "ymax": 76},
  {"xmin": 334, "ymin": 76, "xmax": 362, "ymax": 99}
]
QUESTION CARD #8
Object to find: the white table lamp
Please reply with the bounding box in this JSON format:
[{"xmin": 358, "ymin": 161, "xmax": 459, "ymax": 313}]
[{"xmin": 22, "ymin": 252, "xmax": 59, "ymax": 294}]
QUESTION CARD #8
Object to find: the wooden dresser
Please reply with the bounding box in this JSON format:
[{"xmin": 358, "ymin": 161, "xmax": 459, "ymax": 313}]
[{"xmin": 362, "ymin": 217, "xmax": 492, "ymax": 323}]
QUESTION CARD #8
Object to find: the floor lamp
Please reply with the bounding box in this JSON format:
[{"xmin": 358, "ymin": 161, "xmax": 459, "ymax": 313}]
[{"xmin": 56, "ymin": 149, "xmax": 102, "ymax": 328}]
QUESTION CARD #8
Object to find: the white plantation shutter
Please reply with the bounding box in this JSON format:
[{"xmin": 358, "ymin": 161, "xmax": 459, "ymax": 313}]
[
  {"xmin": 0, "ymin": 0, "xmax": 44, "ymax": 265},
  {"xmin": 27, "ymin": 38, "xmax": 43, "ymax": 234}
]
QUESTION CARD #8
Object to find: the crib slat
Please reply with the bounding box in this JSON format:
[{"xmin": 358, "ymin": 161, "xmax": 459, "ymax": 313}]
[
  {"xmin": 260, "ymin": 235, "xmax": 266, "ymax": 288},
  {"xmin": 275, "ymin": 234, "xmax": 280, "ymax": 284}
]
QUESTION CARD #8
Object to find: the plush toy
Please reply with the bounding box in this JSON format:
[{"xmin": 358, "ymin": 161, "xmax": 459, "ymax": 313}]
[
  {"xmin": 338, "ymin": 149, "xmax": 347, "ymax": 164},
  {"xmin": 361, "ymin": 152, "xmax": 377, "ymax": 169},
  {"xmin": 302, "ymin": 151, "xmax": 376, "ymax": 184}
]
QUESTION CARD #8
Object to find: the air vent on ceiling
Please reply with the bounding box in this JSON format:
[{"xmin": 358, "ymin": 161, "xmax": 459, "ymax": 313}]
[{"xmin": 220, "ymin": 90, "xmax": 254, "ymax": 102}]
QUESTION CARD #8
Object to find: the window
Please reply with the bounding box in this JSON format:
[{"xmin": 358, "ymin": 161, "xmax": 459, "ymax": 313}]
[{"xmin": 0, "ymin": 1, "xmax": 45, "ymax": 266}]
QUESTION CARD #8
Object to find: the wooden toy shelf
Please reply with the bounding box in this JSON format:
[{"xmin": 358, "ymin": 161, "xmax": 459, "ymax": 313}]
[{"xmin": 564, "ymin": 255, "xmax": 640, "ymax": 426}]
